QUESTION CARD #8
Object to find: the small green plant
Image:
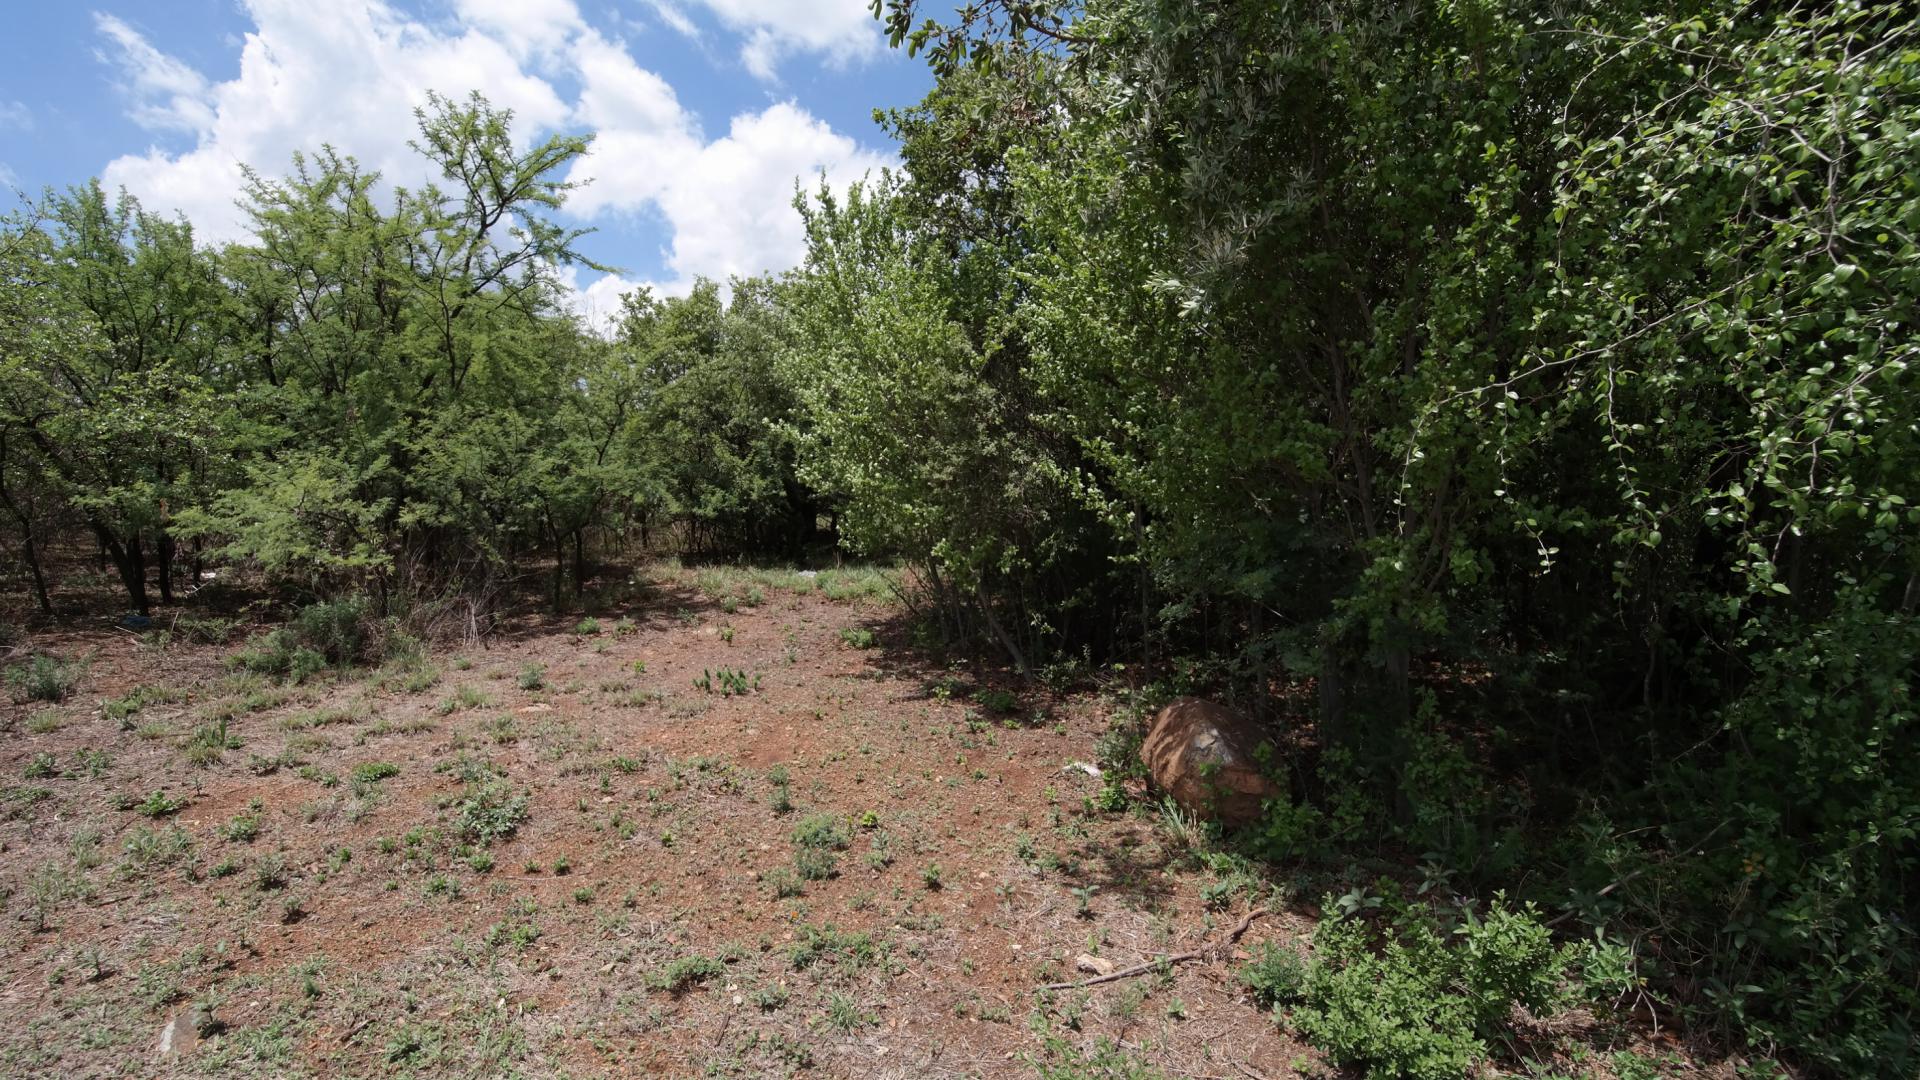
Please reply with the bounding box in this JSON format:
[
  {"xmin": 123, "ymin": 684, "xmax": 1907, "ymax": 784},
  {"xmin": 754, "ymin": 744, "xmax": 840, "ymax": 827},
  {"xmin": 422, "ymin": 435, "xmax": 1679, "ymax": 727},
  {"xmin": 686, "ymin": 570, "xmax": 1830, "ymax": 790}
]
[
  {"xmin": 837, "ymin": 627, "xmax": 877, "ymax": 649},
  {"xmin": 693, "ymin": 668, "xmax": 760, "ymax": 695},
  {"xmin": 794, "ymin": 846, "xmax": 837, "ymax": 881},
  {"xmin": 793, "ymin": 812, "xmax": 849, "ymax": 850},
  {"xmin": 135, "ymin": 790, "xmax": 189, "ymax": 818},
  {"xmin": 574, "ymin": 617, "xmax": 601, "ymax": 635},
  {"xmin": 922, "ymin": 862, "xmax": 943, "ymax": 889},
  {"xmin": 975, "ymin": 688, "xmax": 1018, "ymax": 714},
  {"xmin": 718, "ymin": 625, "xmax": 735, "ymax": 643},
  {"xmin": 352, "ymin": 761, "xmax": 400, "ymax": 784},
  {"xmin": 6, "ymin": 654, "xmax": 84, "ymax": 703},
  {"xmin": 649, "ymin": 954, "xmax": 724, "ymax": 993},
  {"xmin": 254, "ymin": 854, "xmax": 290, "ymax": 891},
  {"xmin": 517, "ymin": 663, "xmax": 546, "ymax": 691},
  {"xmin": 768, "ymin": 866, "xmax": 805, "ymax": 898},
  {"xmin": 23, "ymin": 752, "xmax": 57, "ymax": 780},
  {"xmin": 224, "ymin": 805, "xmax": 263, "ymax": 843},
  {"xmin": 1240, "ymin": 942, "xmax": 1308, "ymax": 1008},
  {"xmin": 183, "ymin": 716, "xmax": 242, "ymax": 766},
  {"xmin": 453, "ymin": 780, "xmax": 530, "ymax": 844}
]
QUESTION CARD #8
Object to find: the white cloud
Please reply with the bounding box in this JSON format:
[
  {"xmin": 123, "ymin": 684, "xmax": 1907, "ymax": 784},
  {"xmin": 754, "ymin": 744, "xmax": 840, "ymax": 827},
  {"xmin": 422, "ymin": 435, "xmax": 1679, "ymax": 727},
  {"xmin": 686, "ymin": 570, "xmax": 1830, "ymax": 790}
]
[
  {"xmin": 0, "ymin": 101, "xmax": 31, "ymax": 132},
  {"xmin": 93, "ymin": 15, "xmax": 217, "ymax": 134},
  {"xmin": 90, "ymin": 0, "xmax": 889, "ymax": 299},
  {"xmin": 450, "ymin": 0, "xmax": 581, "ymax": 61},
  {"xmin": 681, "ymin": 0, "xmax": 881, "ymax": 80},
  {"xmin": 648, "ymin": 102, "xmax": 890, "ymax": 286},
  {"xmin": 99, "ymin": 0, "xmax": 573, "ymax": 242},
  {"xmin": 643, "ymin": 0, "xmax": 702, "ymax": 41}
]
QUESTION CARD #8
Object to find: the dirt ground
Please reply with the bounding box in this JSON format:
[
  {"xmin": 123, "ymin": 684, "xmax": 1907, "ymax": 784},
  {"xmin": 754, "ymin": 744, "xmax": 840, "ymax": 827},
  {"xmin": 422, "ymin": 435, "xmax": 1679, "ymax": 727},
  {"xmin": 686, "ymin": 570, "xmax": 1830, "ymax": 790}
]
[{"xmin": 1, "ymin": 560, "xmax": 1328, "ymax": 1079}]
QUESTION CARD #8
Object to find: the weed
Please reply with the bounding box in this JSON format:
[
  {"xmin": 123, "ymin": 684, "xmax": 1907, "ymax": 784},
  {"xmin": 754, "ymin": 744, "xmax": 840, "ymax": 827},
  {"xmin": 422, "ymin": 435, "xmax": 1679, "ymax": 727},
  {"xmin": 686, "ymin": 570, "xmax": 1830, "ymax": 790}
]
[
  {"xmin": 574, "ymin": 617, "xmax": 601, "ymax": 636},
  {"xmin": 838, "ymin": 627, "xmax": 877, "ymax": 649},
  {"xmin": 6, "ymin": 654, "xmax": 84, "ymax": 702},
  {"xmin": 768, "ymin": 867, "xmax": 805, "ymax": 898},
  {"xmin": 922, "ymin": 862, "xmax": 943, "ymax": 889},
  {"xmin": 24, "ymin": 752, "xmax": 57, "ymax": 779},
  {"xmin": 793, "ymin": 813, "xmax": 850, "ymax": 851},
  {"xmin": 183, "ymin": 716, "xmax": 242, "ymax": 766},
  {"xmin": 123, "ymin": 825, "xmax": 193, "ymax": 868},
  {"xmin": 224, "ymin": 806, "xmax": 263, "ymax": 843},
  {"xmin": 649, "ymin": 954, "xmax": 723, "ymax": 993},
  {"xmin": 517, "ymin": 663, "xmax": 546, "ymax": 691},
  {"xmin": 1241, "ymin": 942, "xmax": 1308, "ymax": 1008},
  {"xmin": 795, "ymin": 847, "xmax": 837, "ymax": 881},
  {"xmin": 824, "ymin": 991, "xmax": 873, "ymax": 1032},
  {"xmin": 351, "ymin": 761, "xmax": 400, "ymax": 784},
  {"xmin": 693, "ymin": 667, "xmax": 760, "ymax": 695},
  {"xmin": 453, "ymin": 780, "xmax": 530, "ymax": 844},
  {"xmin": 135, "ymin": 790, "xmax": 189, "ymax": 818},
  {"xmin": 25, "ymin": 708, "xmax": 63, "ymax": 734},
  {"xmin": 254, "ymin": 854, "xmax": 291, "ymax": 891}
]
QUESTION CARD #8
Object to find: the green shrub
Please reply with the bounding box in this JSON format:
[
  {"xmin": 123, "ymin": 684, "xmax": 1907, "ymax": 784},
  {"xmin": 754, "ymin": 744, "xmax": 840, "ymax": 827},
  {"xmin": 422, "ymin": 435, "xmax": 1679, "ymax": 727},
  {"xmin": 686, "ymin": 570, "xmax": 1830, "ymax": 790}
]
[
  {"xmin": 453, "ymin": 780, "xmax": 530, "ymax": 844},
  {"xmin": 792, "ymin": 813, "xmax": 849, "ymax": 850},
  {"xmin": 838, "ymin": 627, "xmax": 877, "ymax": 649},
  {"xmin": 6, "ymin": 655, "xmax": 83, "ymax": 702},
  {"xmin": 1291, "ymin": 895, "xmax": 1575, "ymax": 1080},
  {"xmin": 1240, "ymin": 942, "xmax": 1307, "ymax": 1009},
  {"xmin": 649, "ymin": 954, "xmax": 723, "ymax": 993}
]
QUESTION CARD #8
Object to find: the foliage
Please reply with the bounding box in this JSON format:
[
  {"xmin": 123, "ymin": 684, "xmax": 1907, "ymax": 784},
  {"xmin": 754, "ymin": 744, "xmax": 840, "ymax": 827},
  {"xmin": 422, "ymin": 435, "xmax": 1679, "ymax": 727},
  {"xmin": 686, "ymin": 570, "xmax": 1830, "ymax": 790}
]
[
  {"xmin": 1290, "ymin": 896, "xmax": 1576, "ymax": 1080},
  {"xmin": 5, "ymin": 653, "xmax": 83, "ymax": 702}
]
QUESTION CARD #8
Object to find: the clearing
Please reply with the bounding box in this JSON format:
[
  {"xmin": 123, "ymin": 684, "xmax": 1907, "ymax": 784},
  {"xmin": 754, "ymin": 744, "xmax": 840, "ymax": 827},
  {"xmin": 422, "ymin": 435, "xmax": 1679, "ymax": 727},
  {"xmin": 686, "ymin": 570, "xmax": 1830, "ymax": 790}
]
[{"xmin": 2, "ymin": 560, "xmax": 1321, "ymax": 1078}]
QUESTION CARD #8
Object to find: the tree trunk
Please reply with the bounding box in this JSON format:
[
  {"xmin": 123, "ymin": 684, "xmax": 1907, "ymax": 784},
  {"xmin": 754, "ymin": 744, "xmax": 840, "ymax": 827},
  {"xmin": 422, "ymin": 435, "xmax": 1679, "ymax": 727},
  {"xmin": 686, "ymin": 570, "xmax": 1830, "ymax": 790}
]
[
  {"xmin": 157, "ymin": 534, "xmax": 176, "ymax": 605},
  {"xmin": 21, "ymin": 532, "xmax": 51, "ymax": 616},
  {"xmin": 573, "ymin": 528, "xmax": 588, "ymax": 597},
  {"xmin": 94, "ymin": 524, "xmax": 150, "ymax": 616}
]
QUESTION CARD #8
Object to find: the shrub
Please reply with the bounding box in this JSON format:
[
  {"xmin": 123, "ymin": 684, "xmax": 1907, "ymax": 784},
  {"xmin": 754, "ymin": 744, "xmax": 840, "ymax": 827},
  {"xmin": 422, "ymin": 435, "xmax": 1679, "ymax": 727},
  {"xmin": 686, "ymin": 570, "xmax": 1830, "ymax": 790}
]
[
  {"xmin": 838, "ymin": 627, "xmax": 877, "ymax": 649},
  {"xmin": 6, "ymin": 655, "xmax": 84, "ymax": 703},
  {"xmin": 792, "ymin": 813, "xmax": 849, "ymax": 851},
  {"xmin": 453, "ymin": 780, "xmax": 530, "ymax": 845},
  {"xmin": 1240, "ymin": 942, "xmax": 1307, "ymax": 1009},
  {"xmin": 649, "ymin": 954, "xmax": 723, "ymax": 993},
  {"xmin": 1290, "ymin": 895, "xmax": 1576, "ymax": 1080}
]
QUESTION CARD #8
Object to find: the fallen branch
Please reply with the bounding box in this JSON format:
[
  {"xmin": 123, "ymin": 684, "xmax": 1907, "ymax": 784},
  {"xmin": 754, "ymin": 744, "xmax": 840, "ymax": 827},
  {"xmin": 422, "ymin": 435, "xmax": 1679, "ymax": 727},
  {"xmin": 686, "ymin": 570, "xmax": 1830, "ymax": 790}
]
[{"xmin": 1042, "ymin": 908, "xmax": 1270, "ymax": 991}]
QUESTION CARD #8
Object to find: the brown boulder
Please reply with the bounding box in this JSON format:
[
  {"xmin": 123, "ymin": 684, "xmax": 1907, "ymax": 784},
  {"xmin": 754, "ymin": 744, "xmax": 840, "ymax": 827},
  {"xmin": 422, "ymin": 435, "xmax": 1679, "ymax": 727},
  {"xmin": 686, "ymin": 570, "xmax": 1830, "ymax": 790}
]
[{"xmin": 1138, "ymin": 698, "xmax": 1280, "ymax": 825}]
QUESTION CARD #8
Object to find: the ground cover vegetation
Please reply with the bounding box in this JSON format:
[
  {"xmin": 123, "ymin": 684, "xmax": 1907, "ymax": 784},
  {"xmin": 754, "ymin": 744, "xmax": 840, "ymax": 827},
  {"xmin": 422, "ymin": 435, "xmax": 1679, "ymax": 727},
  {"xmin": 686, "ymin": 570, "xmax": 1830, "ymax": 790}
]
[{"xmin": 1, "ymin": 1, "xmax": 1915, "ymax": 1076}]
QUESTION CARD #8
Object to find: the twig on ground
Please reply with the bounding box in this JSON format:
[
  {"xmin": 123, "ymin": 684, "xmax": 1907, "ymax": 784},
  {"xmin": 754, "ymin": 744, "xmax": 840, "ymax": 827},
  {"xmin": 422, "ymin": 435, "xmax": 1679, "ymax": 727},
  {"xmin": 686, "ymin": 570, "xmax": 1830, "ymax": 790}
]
[{"xmin": 1040, "ymin": 908, "xmax": 1270, "ymax": 991}]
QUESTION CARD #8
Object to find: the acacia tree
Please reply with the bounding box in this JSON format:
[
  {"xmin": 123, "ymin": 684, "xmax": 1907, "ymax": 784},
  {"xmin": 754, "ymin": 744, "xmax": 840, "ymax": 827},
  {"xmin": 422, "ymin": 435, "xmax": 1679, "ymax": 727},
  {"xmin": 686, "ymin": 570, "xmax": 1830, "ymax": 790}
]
[{"xmin": 180, "ymin": 93, "xmax": 603, "ymax": 604}]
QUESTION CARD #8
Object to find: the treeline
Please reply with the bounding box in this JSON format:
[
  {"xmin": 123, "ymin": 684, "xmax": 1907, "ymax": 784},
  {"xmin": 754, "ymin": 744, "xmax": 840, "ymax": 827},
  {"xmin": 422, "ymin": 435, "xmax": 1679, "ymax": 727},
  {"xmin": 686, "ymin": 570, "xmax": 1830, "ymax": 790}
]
[
  {"xmin": 0, "ymin": 94, "xmax": 819, "ymax": 618},
  {"xmin": 2, "ymin": 0, "xmax": 1916, "ymax": 1072}
]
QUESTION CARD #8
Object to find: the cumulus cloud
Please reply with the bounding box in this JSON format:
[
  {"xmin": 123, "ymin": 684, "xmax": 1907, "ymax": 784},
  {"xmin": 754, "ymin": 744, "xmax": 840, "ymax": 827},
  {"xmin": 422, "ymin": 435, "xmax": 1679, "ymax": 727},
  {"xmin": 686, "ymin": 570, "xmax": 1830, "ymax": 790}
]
[
  {"xmin": 89, "ymin": 0, "xmax": 890, "ymax": 305},
  {"xmin": 680, "ymin": 0, "xmax": 882, "ymax": 80}
]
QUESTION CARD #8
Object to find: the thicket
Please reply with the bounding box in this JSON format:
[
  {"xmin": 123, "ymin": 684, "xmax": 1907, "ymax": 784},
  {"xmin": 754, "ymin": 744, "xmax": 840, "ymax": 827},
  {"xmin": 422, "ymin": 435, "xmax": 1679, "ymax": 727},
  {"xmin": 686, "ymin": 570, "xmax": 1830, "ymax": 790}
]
[
  {"xmin": 2, "ymin": 1, "xmax": 1915, "ymax": 1072},
  {"xmin": 832, "ymin": 1, "xmax": 1912, "ymax": 1073}
]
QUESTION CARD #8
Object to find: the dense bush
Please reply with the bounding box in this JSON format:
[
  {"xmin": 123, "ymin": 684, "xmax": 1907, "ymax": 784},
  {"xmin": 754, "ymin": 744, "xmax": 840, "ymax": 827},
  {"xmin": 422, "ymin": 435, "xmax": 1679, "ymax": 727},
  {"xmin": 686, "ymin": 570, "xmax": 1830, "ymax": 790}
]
[{"xmin": 1274, "ymin": 894, "xmax": 1619, "ymax": 1080}]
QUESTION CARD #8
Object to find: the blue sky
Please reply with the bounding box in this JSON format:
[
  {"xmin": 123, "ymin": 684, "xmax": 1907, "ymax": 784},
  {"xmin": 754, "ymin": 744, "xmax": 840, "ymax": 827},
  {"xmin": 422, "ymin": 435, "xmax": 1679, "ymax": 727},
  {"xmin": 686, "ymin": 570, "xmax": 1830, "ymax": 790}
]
[{"xmin": 0, "ymin": 0, "xmax": 933, "ymax": 322}]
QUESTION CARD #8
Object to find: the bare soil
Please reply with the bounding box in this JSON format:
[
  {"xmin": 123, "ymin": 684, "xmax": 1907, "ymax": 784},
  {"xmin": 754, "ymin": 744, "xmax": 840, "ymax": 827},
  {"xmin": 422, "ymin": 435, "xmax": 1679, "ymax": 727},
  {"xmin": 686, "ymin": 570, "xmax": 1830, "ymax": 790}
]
[{"xmin": 1, "ymin": 562, "xmax": 1324, "ymax": 1079}]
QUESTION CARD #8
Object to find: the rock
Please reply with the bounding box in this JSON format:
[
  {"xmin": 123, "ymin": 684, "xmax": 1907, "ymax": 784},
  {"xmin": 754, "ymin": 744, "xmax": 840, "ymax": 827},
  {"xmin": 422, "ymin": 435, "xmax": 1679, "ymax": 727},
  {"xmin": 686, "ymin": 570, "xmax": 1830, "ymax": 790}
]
[
  {"xmin": 1138, "ymin": 698, "xmax": 1280, "ymax": 825},
  {"xmin": 155, "ymin": 1006, "xmax": 200, "ymax": 1053},
  {"xmin": 1075, "ymin": 953, "xmax": 1116, "ymax": 976}
]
